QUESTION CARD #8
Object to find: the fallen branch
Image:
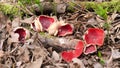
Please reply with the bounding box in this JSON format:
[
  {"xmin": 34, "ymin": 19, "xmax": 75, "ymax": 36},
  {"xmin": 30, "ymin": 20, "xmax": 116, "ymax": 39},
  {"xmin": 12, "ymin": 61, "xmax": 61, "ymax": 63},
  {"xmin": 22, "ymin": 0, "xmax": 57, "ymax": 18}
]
[{"xmin": 32, "ymin": 32, "xmax": 79, "ymax": 52}]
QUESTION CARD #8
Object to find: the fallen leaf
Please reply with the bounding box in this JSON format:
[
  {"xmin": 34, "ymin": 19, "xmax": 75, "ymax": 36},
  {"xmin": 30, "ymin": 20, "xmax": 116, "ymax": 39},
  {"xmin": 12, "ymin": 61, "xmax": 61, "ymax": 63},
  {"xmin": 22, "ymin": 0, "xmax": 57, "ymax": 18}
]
[
  {"xmin": 112, "ymin": 49, "xmax": 120, "ymax": 59},
  {"xmin": 70, "ymin": 58, "xmax": 85, "ymax": 68},
  {"xmin": 20, "ymin": 16, "xmax": 35, "ymax": 24},
  {"xmin": 12, "ymin": 17, "xmax": 20, "ymax": 28},
  {"xmin": 52, "ymin": 51, "xmax": 60, "ymax": 62},
  {"xmin": 57, "ymin": 3, "xmax": 66, "ymax": 13},
  {"xmin": 0, "ymin": 50, "xmax": 4, "ymax": 57},
  {"xmin": 25, "ymin": 57, "xmax": 43, "ymax": 68},
  {"xmin": 93, "ymin": 62, "xmax": 103, "ymax": 68}
]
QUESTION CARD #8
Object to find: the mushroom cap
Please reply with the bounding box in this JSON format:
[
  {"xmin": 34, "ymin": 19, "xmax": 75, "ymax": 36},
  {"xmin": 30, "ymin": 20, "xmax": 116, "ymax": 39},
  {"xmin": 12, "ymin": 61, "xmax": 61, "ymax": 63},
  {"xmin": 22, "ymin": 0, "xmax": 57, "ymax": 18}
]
[
  {"xmin": 39, "ymin": 15, "xmax": 55, "ymax": 30},
  {"xmin": 61, "ymin": 40, "xmax": 84, "ymax": 62},
  {"xmin": 84, "ymin": 28, "xmax": 105, "ymax": 46},
  {"xmin": 58, "ymin": 24, "xmax": 74, "ymax": 36},
  {"xmin": 31, "ymin": 15, "xmax": 55, "ymax": 31},
  {"xmin": 84, "ymin": 44, "xmax": 97, "ymax": 55},
  {"xmin": 14, "ymin": 27, "xmax": 30, "ymax": 42}
]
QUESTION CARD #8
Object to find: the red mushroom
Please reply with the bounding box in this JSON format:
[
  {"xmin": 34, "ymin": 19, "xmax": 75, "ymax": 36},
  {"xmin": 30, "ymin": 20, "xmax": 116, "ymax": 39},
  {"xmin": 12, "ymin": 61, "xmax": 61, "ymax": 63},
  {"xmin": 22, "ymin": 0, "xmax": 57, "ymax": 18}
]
[
  {"xmin": 14, "ymin": 27, "xmax": 30, "ymax": 42},
  {"xmin": 58, "ymin": 24, "xmax": 74, "ymax": 36},
  {"xmin": 84, "ymin": 28, "xmax": 105, "ymax": 46},
  {"xmin": 31, "ymin": 15, "xmax": 55, "ymax": 31},
  {"xmin": 61, "ymin": 51, "xmax": 74, "ymax": 62},
  {"xmin": 61, "ymin": 40, "xmax": 84, "ymax": 62},
  {"xmin": 84, "ymin": 44, "xmax": 97, "ymax": 55}
]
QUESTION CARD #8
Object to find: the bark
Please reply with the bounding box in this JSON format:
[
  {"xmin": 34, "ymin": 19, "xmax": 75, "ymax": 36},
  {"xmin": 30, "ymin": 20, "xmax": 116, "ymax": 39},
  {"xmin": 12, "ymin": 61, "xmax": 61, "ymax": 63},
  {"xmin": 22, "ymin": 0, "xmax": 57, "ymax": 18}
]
[{"xmin": 33, "ymin": 33, "xmax": 79, "ymax": 52}]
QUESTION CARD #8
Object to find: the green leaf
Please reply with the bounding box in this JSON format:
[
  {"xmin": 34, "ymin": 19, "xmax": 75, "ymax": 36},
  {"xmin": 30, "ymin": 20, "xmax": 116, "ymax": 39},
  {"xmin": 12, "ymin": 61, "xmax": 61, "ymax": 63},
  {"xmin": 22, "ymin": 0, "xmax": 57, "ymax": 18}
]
[
  {"xmin": 98, "ymin": 51, "xmax": 102, "ymax": 58},
  {"xmin": 97, "ymin": 51, "xmax": 105, "ymax": 64},
  {"xmin": 100, "ymin": 58, "xmax": 105, "ymax": 65}
]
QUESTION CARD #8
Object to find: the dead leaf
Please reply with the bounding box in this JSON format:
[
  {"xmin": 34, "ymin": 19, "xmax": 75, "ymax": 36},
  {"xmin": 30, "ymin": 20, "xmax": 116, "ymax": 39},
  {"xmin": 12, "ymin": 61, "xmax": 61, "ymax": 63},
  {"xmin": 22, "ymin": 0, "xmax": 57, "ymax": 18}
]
[
  {"xmin": 20, "ymin": 16, "xmax": 35, "ymax": 24},
  {"xmin": 0, "ymin": 50, "xmax": 4, "ymax": 57},
  {"xmin": 12, "ymin": 17, "xmax": 20, "ymax": 28},
  {"xmin": 21, "ymin": 48, "xmax": 30, "ymax": 63},
  {"xmin": 0, "ymin": 39, "xmax": 4, "ymax": 50},
  {"xmin": 112, "ymin": 49, "xmax": 120, "ymax": 59},
  {"xmin": 16, "ymin": 61, "xmax": 22, "ymax": 67},
  {"xmin": 93, "ymin": 62, "xmax": 103, "ymax": 68},
  {"xmin": 70, "ymin": 58, "xmax": 85, "ymax": 68},
  {"xmin": 52, "ymin": 51, "xmax": 60, "ymax": 61},
  {"xmin": 57, "ymin": 3, "xmax": 66, "ymax": 13},
  {"xmin": 106, "ymin": 46, "xmax": 120, "ymax": 67},
  {"xmin": 25, "ymin": 57, "xmax": 43, "ymax": 68},
  {"xmin": 54, "ymin": 0, "xmax": 61, "ymax": 3},
  {"xmin": 0, "ymin": 63, "xmax": 8, "ymax": 68},
  {"xmin": 7, "ymin": 32, "xmax": 19, "ymax": 44}
]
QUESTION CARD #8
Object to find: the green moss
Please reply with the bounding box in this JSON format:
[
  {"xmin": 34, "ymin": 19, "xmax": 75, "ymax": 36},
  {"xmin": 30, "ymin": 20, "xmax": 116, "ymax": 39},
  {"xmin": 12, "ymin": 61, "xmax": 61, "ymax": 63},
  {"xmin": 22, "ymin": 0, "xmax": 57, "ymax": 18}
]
[
  {"xmin": 0, "ymin": 3, "xmax": 22, "ymax": 16},
  {"xmin": 39, "ymin": 32, "xmax": 54, "ymax": 38},
  {"xmin": 81, "ymin": 1, "xmax": 120, "ymax": 12},
  {"xmin": 67, "ymin": 2, "xmax": 76, "ymax": 12}
]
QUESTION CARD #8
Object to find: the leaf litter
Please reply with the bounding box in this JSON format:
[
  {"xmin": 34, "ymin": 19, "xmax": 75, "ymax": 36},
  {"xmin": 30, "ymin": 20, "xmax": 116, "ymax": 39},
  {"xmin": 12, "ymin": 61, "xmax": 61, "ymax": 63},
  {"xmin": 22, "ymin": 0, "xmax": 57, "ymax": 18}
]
[{"xmin": 0, "ymin": 1, "xmax": 120, "ymax": 68}]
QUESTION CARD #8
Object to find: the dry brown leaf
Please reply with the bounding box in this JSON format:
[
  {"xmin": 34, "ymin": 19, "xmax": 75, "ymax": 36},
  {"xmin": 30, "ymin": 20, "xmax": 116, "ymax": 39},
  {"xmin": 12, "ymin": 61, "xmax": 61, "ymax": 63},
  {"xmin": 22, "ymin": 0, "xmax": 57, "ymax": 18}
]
[
  {"xmin": 25, "ymin": 57, "xmax": 43, "ymax": 68},
  {"xmin": 0, "ymin": 39, "xmax": 4, "ymax": 50},
  {"xmin": 7, "ymin": 32, "xmax": 19, "ymax": 44},
  {"xmin": 0, "ymin": 50, "xmax": 4, "ymax": 57},
  {"xmin": 52, "ymin": 51, "xmax": 60, "ymax": 62},
  {"xmin": 16, "ymin": 61, "xmax": 22, "ymax": 67},
  {"xmin": 20, "ymin": 16, "xmax": 35, "ymax": 24},
  {"xmin": 21, "ymin": 48, "xmax": 30, "ymax": 63},
  {"xmin": 0, "ymin": 12, "xmax": 10, "ymax": 30},
  {"xmin": 70, "ymin": 58, "xmax": 85, "ymax": 68},
  {"xmin": 57, "ymin": 3, "xmax": 66, "ymax": 13},
  {"xmin": 93, "ymin": 62, "xmax": 103, "ymax": 68},
  {"xmin": 0, "ymin": 63, "xmax": 8, "ymax": 68},
  {"xmin": 12, "ymin": 17, "xmax": 20, "ymax": 28},
  {"xmin": 54, "ymin": 0, "xmax": 61, "ymax": 3},
  {"xmin": 112, "ymin": 49, "xmax": 120, "ymax": 59}
]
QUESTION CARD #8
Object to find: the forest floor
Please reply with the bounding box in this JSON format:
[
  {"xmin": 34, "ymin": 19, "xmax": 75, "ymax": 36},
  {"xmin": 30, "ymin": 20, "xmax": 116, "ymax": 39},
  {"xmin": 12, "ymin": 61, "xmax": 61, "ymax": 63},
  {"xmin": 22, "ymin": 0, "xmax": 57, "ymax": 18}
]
[{"xmin": 0, "ymin": 0, "xmax": 120, "ymax": 68}]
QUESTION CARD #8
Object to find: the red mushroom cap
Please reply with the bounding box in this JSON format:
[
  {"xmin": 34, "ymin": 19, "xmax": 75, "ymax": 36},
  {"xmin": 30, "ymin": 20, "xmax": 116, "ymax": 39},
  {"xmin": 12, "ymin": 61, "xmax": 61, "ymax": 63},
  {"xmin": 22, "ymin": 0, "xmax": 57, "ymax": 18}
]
[
  {"xmin": 84, "ymin": 44, "xmax": 97, "ymax": 55},
  {"xmin": 61, "ymin": 50, "xmax": 74, "ymax": 62},
  {"xmin": 14, "ymin": 27, "xmax": 30, "ymax": 43},
  {"xmin": 84, "ymin": 28, "xmax": 105, "ymax": 46},
  {"xmin": 61, "ymin": 40, "xmax": 84, "ymax": 62},
  {"xmin": 14, "ymin": 28, "xmax": 26, "ymax": 42},
  {"xmin": 73, "ymin": 40, "xmax": 84, "ymax": 57},
  {"xmin": 39, "ymin": 15, "xmax": 54, "ymax": 30},
  {"xmin": 58, "ymin": 24, "xmax": 73, "ymax": 36},
  {"xmin": 31, "ymin": 15, "xmax": 55, "ymax": 31}
]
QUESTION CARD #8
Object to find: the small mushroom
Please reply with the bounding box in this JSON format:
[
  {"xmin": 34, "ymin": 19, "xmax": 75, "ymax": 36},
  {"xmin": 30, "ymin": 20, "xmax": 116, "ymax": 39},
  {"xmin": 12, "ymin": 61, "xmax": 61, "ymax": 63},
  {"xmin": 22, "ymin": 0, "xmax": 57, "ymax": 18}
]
[
  {"xmin": 31, "ymin": 15, "xmax": 55, "ymax": 31},
  {"xmin": 13, "ymin": 27, "xmax": 30, "ymax": 42},
  {"xmin": 58, "ymin": 24, "xmax": 74, "ymax": 36},
  {"xmin": 84, "ymin": 28, "xmax": 105, "ymax": 46},
  {"xmin": 84, "ymin": 44, "xmax": 97, "ymax": 55},
  {"xmin": 61, "ymin": 40, "xmax": 84, "ymax": 62}
]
